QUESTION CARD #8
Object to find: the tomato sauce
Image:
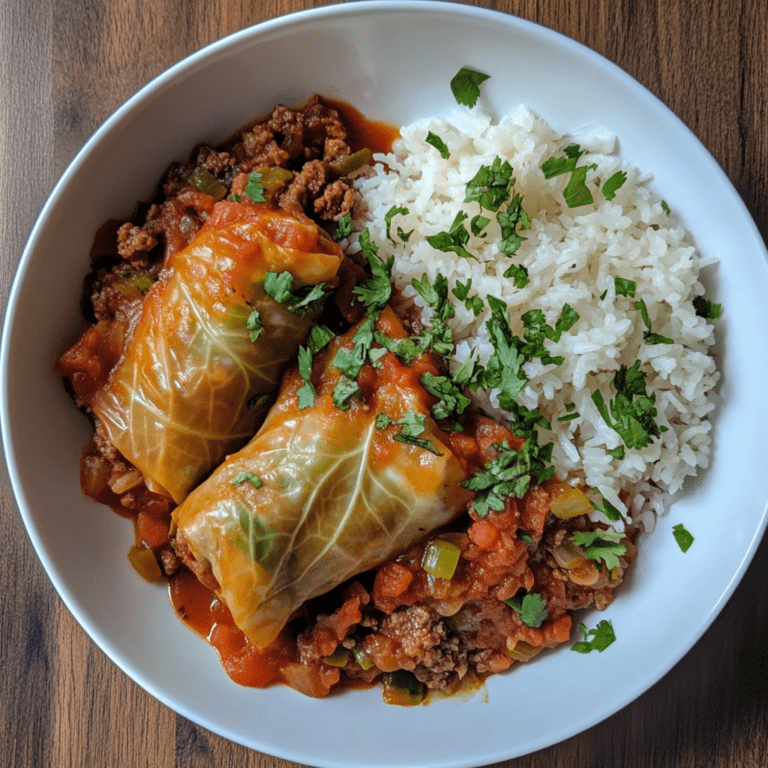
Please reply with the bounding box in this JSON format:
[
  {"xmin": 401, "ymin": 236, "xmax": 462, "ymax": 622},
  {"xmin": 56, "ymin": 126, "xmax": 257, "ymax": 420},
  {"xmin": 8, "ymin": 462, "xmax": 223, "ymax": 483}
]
[{"xmin": 169, "ymin": 568, "xmax": 297, "ymax": 688}]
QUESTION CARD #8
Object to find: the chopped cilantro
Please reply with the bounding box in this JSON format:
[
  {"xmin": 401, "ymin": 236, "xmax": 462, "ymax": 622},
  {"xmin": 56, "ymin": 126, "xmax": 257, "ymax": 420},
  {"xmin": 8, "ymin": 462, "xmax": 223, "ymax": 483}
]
[
  {"xmin": 264, "ymin": 271, "xmax": 328, "ymax": 316},
  {"xmin": 385, "ymin": 205, "xmax": 412, "ymax": 242},
  {"xmin": 373, "ymin": 331, "xmax": 421, "ymax": 365},
  {"xmin": 614, "ymin": 277, "xmax": 637, "ymax": 297},
  {"xmin": 334, "ymin": 213, "xmax": 356, "ymax": 240},
  {"xmin": 590, "ymin": 495, "xmax": 623, "ymax": 522},
  {"xmin": 497, "ymin": 194, "xmax": 530, "ymax": 255},
  {"xmin": 246, "ymin": 309, "xmax": 263, "ymax": 341},
  {"xmin": 411, "ymin": 273, "xmax": 456, "ymax": 355},
  {"xmin": 634, "ymin": 298, "xmax": 674, "ymax": 345},
  {"xmin": 461, "ymin": 438, "xmax": 554, "ymax": 517},
  {"xmin": 353, "ymin": 229, "xmax": 394, "ymax": 314},
  {"xmin": 570, "ymin": 530, "xmax": 626, "ymax": 570},
  {"xmin": 591, "ymin": 361, "xmax": 663, "ymax": 449},
  {"xmin": 606, "ymin": 445, "xmax": 626, "ymax": 460},
  {"xmin": 332, "ymin": 376, "xmax": 361, "ymax": 410},
  {"xmin": 425, "ymin": 131, "xmax": 450, "ymax": 159},
  {"xmin": 247, "ymin": 392, "xmax": 273, "ymax": 411},
  {"xmin": 470, "ymin": 214, "xmax": 490, "ymax": 237},
  {"xmin": 376, "ymin": 411, "xmax": 442, "ymax": 455},
  {"xmin": 504, "ymin": 263, "xmax": 530, "ymax": 288},
  {"xmin": 420, "ymin": 372, "xmax": 472, "ymax": 422},
  {"xmin": 449, "ymin": 66, "xmax": 490, "ymax": 108},
  {"xmin": 571, "ymin": 620, "xmax": 616, "ymax": 654},
  {"xmin": 296, "ymin": 345, "xmax": 316, "ymax": 409},
  {"xmin": 557, "ymin": 411, "xmax": 580, "ymax": 422},
  {"xmin": 245, "ymin": 172, "xmax": 266, "ymax": 202},
  {"xmin": 452, "ymin": 279, "xmax": 485, "ymax": 316},
  {"xmin": 602, "ymin": 170, "xmax": 627, "ymax": 201},
  {"xmin": 465, "ymin": 158, "xmax": 515, "ymax": 212},
  {"xmin": 693, "ymin": 295, "xmax": 722, "ymax": 319},
  {"xmin": 307, "ymin": 323, "xmax": 335, "ymax": 354},
  {"xmin": 231, "ymin": 471, "xmax": 263, "ymax": 488},
  {"xmin": 672, "ymin": 523, "xmax": 694, "ymax": 552},
  {"xmin": 427, "ymin": 210, "xmax": 474, "ymax": 260},
  {"xmin": 506, "ymin": 592, "xmax": 548, "ymax": 628},
  {"xmin": 661, "ymin": 200, "xmax": 671, "ymax": 215},
  {"xmin": 541, "ymin": 144, "xmax": 597, "ymax": 208}
]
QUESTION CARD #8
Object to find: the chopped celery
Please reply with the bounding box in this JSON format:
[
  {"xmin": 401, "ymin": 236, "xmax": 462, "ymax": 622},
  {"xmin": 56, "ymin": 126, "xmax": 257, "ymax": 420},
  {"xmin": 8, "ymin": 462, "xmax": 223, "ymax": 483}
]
[{"xmin": 421, "ymin": 539, "xmax": 461, "ymax": 579}]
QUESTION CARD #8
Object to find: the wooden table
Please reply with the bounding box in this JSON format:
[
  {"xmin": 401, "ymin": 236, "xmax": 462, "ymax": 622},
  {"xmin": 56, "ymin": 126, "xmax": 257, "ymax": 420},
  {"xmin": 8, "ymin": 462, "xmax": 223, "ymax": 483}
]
[{"xmin": 1, "ymin": 1, "xmax": 766, "ymax": 766}]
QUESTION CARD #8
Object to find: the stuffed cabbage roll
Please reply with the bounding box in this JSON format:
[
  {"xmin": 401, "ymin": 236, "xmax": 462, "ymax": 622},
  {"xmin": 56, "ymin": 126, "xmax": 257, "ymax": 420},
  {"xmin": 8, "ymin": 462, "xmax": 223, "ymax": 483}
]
[
  {"xmin": 83, "ymin": 201, "xmax": 344, "ymax": 503},
  {"xmin": 172, "ymin": 307, "xmax": 474, "ymax": 647}
]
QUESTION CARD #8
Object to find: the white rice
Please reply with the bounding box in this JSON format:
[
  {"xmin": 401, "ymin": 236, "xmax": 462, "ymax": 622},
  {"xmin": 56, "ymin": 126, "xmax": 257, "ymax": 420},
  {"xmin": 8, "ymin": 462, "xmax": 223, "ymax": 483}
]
[{"xmin": 350, "ymin": 105, "xmax": 719, "ymax": 533}]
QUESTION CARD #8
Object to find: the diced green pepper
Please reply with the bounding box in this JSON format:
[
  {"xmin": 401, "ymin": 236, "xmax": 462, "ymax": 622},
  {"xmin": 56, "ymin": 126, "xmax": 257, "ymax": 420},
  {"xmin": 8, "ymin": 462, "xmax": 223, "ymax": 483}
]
[
  {"xmin": 421, "ymin": 539, "xmax": 461, "ymax": 579},
  {"xmin": 127, "ymin": 545, "xmax": 162, "ymax": 582},
  {"xmin": 330, "ymin": 148, "xmax": 373, "ymax": 177},
  {"xmin": 321, "ymin": 648, "xmax": 350, "ymax": 667},
  {"xmin": 381, "ymin": 671, "xmax": 425, "ymax": 706},
  {"xmin": 188, "ymin": 166, "xmax": 228, "ymax": 200}
]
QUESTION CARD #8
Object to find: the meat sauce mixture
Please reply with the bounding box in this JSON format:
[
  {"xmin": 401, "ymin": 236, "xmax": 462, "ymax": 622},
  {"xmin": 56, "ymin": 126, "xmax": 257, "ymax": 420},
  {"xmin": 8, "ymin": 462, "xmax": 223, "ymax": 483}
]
[{"xmin": 56, "ymin": 97, "xmax": 635, "ymax": 705}]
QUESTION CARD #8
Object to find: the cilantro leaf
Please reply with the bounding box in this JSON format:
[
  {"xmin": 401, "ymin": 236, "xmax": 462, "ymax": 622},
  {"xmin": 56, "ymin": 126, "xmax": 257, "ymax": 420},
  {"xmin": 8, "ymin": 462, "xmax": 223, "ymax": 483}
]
[
  {"xmin": 506, "ymin": 592, "xmax": 548, "ymax": 628},
  {"xmin": 332, "ymin": 376, "xmax": 361, "ymax": 410},
  {"xmin": 307, "ymin": 323, "xmax": 335, "ymax": 354},
  {"xmin": 353, "ymin": 229, "xmax": 394, "ymax": 314},
  {"xmin": 263, "ymin": 271, "xmax": 294, "ymax": 303},
  {"xmin": 542, "ymin": 144, "xmax": 597, "ymax": 208},
  {"xmin": 571, "ymin": 620, "xmax": 616, "ymax": 654},
  {"xmin": 635, "ymin": 298, "xmax": 674, "ymax": 345},
  {"xmin": 450, "ymin": 66, "xmax": 490, "ymax": 108},
  {"xmin": 590, "ymin": 495, "xmax": 623, "ymax": 522},
  {"xmin": 465, "ymin": 158, "xmax": 515, "ymax": 212},
  {"xmin": 426, "ymin": 131, "xmax": 450, "ymax": 159},
  {"xmin": 452, "ymin": 279, "xmax": 485, "ymax": 316},
  {"xmin": 592, "ymin": 361, "xmax": 663, "ymax": 449},
  {"xmin": 693, "ymin": 295, "xmax": 722, "ymax": 319},
  {"xmin": 296, "ymin": 345, "xmax": 316, "ymax": 409},
  {"xmin": 420, "ymin": 372, "xmax": 472, "ymax": 422},
  {"xmin": 246, "ymin": 309, "xmax": 263, "ymax": 341},
  {"xmin": 503, "ymin": 263, "xmax": 530, "ymax": 288},
  {"xmin": 602, "ymin": 170, "xmax": 627, "ymax": 201},
  {"xmin": 661, "ymin": 200, "xmax": 671, "ymax": 215},
  {"xmin": 385, "ymin": 205, "xmax": 412, "ymax": 242},
  {"xmin": 461, "ymin": 438, "xmax": 553, "ymax": 516},
  {"xmin": 245, "ymin": 172, "xmax": 266, "ymax": 202},
  {"xmin": 614, "ymin": 277, "xmax": 637, "ymax": 297},
  {"xmin": 427, "ymin": 210, "xmax": 474, "ymax": 260},
  {"xmin": 672, "ymin": 523, "xmax": 694, "ymax": 553},
  {"xmin": 334, "ymin": 213, "xmax": 356, "ymax": 240},
  {"xmin": 377, "ymin": 411, "xmax": 442, "ymax": 455},
  {"xmin": 264, "ymin": 271, "xmax": 328, "ymax": 316},
  {"xmin": 570, "ymin": 530, "xmax": 626, "ymax": 570}
]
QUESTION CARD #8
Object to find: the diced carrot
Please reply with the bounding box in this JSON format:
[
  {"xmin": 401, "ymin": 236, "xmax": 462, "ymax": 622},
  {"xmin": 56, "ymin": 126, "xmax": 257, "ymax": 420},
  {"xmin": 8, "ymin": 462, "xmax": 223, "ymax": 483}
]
[
  {"xmin": 469, "ymin": 518, "xmax": 500, "ymax": 550},
  {"xmin": 137, "ymin": 510, "xmax": 169, "ymax": 549},
  {"xmin": 374, "ymin": 562, "xmax": 414, "ymax": 598}
]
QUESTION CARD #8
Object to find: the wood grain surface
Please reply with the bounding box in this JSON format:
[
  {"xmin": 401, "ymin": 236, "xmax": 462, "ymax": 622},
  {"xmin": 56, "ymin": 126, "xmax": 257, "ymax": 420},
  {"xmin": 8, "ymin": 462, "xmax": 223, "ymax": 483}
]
[{"xmin": 1, "ymin": 1, "xmax": 766, "ymax": 766}]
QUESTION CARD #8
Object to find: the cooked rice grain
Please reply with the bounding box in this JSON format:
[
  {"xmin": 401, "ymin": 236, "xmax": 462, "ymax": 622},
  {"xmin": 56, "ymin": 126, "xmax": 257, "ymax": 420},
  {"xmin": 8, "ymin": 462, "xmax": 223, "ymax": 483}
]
[{"xmin": 352, "ymin": 105, "xmax": 719, "ymax": 531}]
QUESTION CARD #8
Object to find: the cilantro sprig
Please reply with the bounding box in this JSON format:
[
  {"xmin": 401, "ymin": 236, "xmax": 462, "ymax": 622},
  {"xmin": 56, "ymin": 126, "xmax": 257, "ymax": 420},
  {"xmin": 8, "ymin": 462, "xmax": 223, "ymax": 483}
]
[
  {"xmin": 376, "ymin": 411, "xmax": 442, "ymax": 456},
  {"xmin": 570, "ymin": 530, "xmax": 627, "ymax": 570},
  {"xmin": 506, "ymin": 592, "xmax": 548, "ymax": 628},
  {"xmin": 571, "ymin": 620, "xmax": 616, "ymax": 654}
]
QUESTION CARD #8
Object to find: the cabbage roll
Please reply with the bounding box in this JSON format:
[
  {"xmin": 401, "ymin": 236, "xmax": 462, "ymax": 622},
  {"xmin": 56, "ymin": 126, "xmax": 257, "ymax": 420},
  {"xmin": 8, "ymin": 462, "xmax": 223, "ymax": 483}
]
[
  {"xmin": 90, "ymin": 201, "xmax": 344, "ymax": 503},
  {"xmin": 172, "ymin": 307, "xmax": 474, "ymax": 647}
]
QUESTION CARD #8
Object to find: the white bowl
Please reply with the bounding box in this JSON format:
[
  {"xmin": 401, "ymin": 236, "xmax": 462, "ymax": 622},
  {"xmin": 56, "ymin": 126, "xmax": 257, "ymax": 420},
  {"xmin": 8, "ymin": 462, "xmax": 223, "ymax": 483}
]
[{"xmin": 3, "ymin": 2, "xmax": 768, "ymax": 767}]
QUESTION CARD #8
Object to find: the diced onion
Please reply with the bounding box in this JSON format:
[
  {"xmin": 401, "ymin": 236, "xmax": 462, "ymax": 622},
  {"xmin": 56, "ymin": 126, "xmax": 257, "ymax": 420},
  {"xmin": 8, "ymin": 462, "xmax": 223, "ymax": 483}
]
[
  {"xmin": 549, "ymin": 483, "xmax": 593, "ymax": 519},
  {"xmin": 551, "ymin": 540, "xmax": 590, "ymax": 570},
  {"xmin": 381, "ymin": 671, "xmax": 425, "ymax": 706}
]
